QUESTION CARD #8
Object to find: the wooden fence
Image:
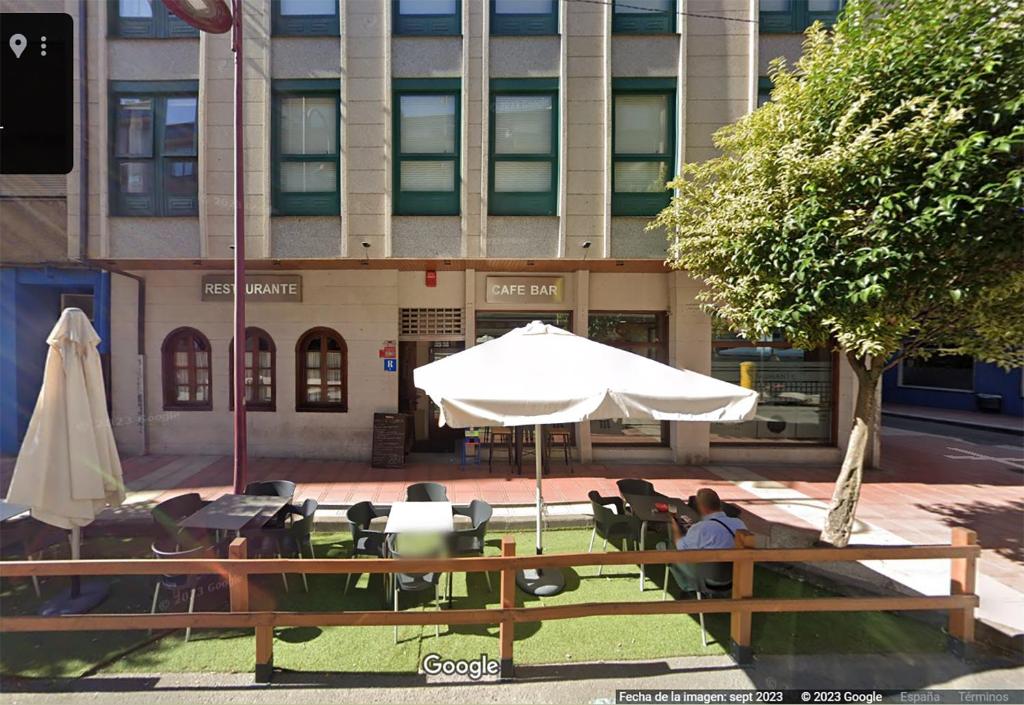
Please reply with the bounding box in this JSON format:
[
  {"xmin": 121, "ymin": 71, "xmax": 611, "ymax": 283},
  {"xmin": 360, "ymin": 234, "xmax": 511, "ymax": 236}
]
[{"xmin": 0, "ymin": 528, "xmax": 979, "ymax": 682}]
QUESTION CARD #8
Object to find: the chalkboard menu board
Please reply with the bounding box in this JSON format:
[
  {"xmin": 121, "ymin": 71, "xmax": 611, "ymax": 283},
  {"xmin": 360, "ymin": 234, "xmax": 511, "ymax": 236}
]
[{"xmin": 371, "ymin": 412, "xmax": 407, "ymax": 468}]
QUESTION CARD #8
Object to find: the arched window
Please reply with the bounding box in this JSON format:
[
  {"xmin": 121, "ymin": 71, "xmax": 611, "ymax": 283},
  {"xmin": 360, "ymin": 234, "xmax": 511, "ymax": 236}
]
[
  {"xmin": 296, "ymin": 327, "xmax": 347, "ymax": 412},
  {"xmin": 161, "ymin": 327, "xmax": 212, "ymax": 410},
  {"xmin": 229, "ymin": 327, "xmax": 276, "ymax": 412}
]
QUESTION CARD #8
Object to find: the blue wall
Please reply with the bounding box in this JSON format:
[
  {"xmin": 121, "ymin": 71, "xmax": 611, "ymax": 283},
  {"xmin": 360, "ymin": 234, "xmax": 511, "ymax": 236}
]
[
  {"xmin": 0, "ymin": 267, "xmax": 110, "ymax": 455},
  {"xmin": 883, "ymin": 361, "xmax": 1023, "ymax": 417}
]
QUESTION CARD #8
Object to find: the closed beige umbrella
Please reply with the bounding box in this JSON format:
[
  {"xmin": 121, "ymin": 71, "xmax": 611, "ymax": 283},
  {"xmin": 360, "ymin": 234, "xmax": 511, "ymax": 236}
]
[{"xmin": 6, "ymin": 308, "xmax": 125, "ymax": 614}]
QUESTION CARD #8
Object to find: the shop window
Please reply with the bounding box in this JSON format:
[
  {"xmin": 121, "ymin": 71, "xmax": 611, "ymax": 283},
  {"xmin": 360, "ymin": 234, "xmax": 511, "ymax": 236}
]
[
  {"xmin": 229, "ymin": 328, "xmax": 276, "ymax": 412},
  {"xmin": 109, "ymin": 0, "xmax": 198, "ymax": 38},
  {"xmin": 272, "ymin": 81, "xmax": 341, "ymax": 216},
  {"xmin": 710, "ymin": 329, "xmax": 834, "ymax": 444},
  {"xmin": 899, "ymin": 353, "xmax": 974, "ymax": 392},
  {"xmin": 161, "ymin": 327, "xmax": 211, "ymax": 411},
  {"xmin": 394, "ymin": 0, "xmax": 461, "ymax": 35},
  {"xmin": 489, "ymin": 79, "xmax": 558, "ymax": 215},
  {"xmin": 588, "ymin": 313, "xmax": 669, "ymax": 446},
  {"xmin": 271, "ymin": 0, "xmax": 340, "ymax": 36},
  {"xmin": 393, "ymin": 79, "xmax": 461, "ymax": 215},
  {"xmin": 475, "ymin": 311, "xmax": 570, "ymax": 344},
  {"xmin": 759, "ymin": 0, "xmax": 844, "ymax": 34},
  {"xmin": 612, "ymin": 0, "xmax": 676, "ymax": 34},
  {"xmin": 612, "ymin": 79, "xmax": 675, "ymax": 216},
  {"xmin": 110, "ymin": 82, "xmax": 198, "ymax": 216},
  {"xmin": 491, "ymin": 0, "xmax": 557, "ymax": 35},
  {"xmin": 296, "ymin": 327, "xmax": 348, "ymax": 412}
]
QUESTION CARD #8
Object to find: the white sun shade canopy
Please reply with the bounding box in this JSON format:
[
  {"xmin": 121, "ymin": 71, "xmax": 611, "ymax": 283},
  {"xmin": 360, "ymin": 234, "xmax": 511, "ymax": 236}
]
[{"xmin": 414, "ymin": 321, "xmax": 758, "ymax": 429}]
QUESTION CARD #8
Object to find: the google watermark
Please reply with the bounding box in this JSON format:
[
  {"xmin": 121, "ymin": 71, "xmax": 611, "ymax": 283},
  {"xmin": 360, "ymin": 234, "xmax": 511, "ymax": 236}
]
[{"xmin": 420, "ymin": 653, "xmax": 500, "ymax": 681}]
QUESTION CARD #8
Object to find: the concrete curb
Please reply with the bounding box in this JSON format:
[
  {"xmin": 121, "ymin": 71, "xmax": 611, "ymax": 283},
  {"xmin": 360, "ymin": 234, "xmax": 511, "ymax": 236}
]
[{"xmin": 882, "ymin": 410, "xmax": 1024, "ymax": 437}]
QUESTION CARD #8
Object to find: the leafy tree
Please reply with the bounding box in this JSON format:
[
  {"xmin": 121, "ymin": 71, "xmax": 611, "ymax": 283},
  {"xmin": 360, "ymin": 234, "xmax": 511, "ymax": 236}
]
[{"xmin": 653, "ymin": 0, "xmax": 1024, "ymax": 546}]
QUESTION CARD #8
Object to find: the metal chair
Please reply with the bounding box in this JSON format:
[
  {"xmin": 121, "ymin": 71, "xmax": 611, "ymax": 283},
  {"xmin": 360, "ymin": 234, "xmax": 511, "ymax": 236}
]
[
  {"xmin": 405, "ymin": 482, "xmax": 448, "ymax": 502},
  {"xmin": 616, "ymin": 478, "xmax": 659, "ymax": 497},
  {"xmin": 662, "ymin": 556, "xmax": 734, "ymax": 647},
  {"xmin": 149, "ymin": 538, "xmax": 223, "ymax": 642},
  {"xmin": 345, "ymin": 501, "xmax": 391, "ymax": 595},
  {"xmin": 487, "ymin": 427, "xmax": 514, "ymax": 471},
  {"xmin": 248, "ymin": 498, "xmax": 319, "ymax": 592},
  {"xmin": 587, "ymin": 490, "xmax": 639, "ymax": 576},
  {"xmin": 387, "ymin": 533, "xmax": 446, "ymax": 644},
  {"xmin": 448, "ymin": 499, "xmax": 493, "ymax": 602},
  {"xmin": 546, "ymin": 425, "xmax": 573, "ymax": 470},
  {"xmin": 150, "ymin": 493, "xmax": 211, "ymax": 549}
]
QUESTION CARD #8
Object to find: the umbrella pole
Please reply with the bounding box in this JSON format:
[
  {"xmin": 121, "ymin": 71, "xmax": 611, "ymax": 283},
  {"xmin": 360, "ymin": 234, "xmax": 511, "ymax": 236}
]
[
  {"xmin": 535, "ymin": 423, "xmax": 543, "ymax": 555},
  {"xmin": 515, "ymin": 423, "xmax": 565, "ymax": 596},
  {"xmin": 40, "ymin": 525, "xmax": 107, "ymax": 615},
  {"xmin": 70, "ymin": 526, "xmax": 81, "ymax": 598}
]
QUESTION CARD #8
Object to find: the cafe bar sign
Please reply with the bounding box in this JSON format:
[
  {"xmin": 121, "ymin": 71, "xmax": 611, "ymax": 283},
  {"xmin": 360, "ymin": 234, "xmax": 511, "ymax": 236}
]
[
  {"xmin": 201, "ymin": 274, "xmax": 302, "ymax": 302},
  {"xmin": 485, "ymin": 276, "xmax": 564, "ymax": 304}
]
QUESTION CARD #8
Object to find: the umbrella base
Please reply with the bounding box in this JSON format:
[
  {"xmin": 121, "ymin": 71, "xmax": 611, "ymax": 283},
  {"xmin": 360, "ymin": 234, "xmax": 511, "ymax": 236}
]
[
  {"xmin": 516, "ymin": 567, "xmax": 565, "ymax": 597},
  {"xmin": 39, "ymin": 580, "xmax": 109, "ymax": 616}
]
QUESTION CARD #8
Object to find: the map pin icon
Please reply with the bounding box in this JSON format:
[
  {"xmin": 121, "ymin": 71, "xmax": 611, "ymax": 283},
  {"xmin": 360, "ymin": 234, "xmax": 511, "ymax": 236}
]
[{"xmin": 9, "ymin": 33, "xmax": 27, "ymax": 58}]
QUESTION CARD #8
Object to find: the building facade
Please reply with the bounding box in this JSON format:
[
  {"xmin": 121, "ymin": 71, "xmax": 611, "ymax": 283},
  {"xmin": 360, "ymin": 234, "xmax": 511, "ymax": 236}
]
[{"xmin": 2, "ymin": 0, "xmax": 859, "ymax": 465}]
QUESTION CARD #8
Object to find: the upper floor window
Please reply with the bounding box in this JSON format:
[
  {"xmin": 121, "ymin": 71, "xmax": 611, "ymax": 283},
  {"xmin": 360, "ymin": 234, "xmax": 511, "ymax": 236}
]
[
  {"xmin": 612, "ymin": 79, "xmax": 675, "ymax": 216},
  {"xmin": 759, "ymin": 0, "xmax": 844, "ymax": 33},
  {"xmin": 612, "ymin": 0, "xmax": 676, "ymax": 34},
  {"xmin": 272, "ymin": 81, "xmax": 341, "ymax": 216},
  {"xmin": 161, "ymin": 327, "xmax": 211, "ymax": 411},
  {"xmin": 394, "ymin": 0, "xmax": 461, "ymax": 36},
  {"xmin": 489, "ymin": 79, "xmax": 558, "ymax": 216},
  {"xmin": 296, "ymin": 327, "xmax": 348, "ymax": 412},
  {"xmin": 491, "ymin": 0, "xmax": 557, "ymax": 36},
  {"xmin": 271, "ymin": 0, "xmax": 340, "ymax": 36},
  {"xmin": 229, "ymin": 328, "xmax": 276, "ymax": 412},
  {"xmin": 110, "ymin": 81, "xmax": 198, "ymax": 217},
  {"xmin": 393, "ymin": 79, "xmax": 461, "ymax": 215},
  {"xmin": 110, "ymin": 0, "xmax": 198, "ymax": 38}
]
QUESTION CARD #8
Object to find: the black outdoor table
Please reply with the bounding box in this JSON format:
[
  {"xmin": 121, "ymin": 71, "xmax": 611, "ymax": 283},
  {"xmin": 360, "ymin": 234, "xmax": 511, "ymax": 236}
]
[
  {"xmin": 0, "ymin": 500, "xmax": 29, "ymax": 523},
  {"xmin": 178, "ymin": 494, "xmax": 290, "ymax": 535},
  {"xmin": 622, "ymin": 493, "xmax": 699, "ymax": 592}
]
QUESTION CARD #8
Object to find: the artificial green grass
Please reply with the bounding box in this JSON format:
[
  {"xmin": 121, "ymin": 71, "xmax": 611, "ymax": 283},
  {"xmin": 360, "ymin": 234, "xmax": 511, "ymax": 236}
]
[{"xmin": 0, "ymin": 529, "xmax": 946, "ymax": 678}]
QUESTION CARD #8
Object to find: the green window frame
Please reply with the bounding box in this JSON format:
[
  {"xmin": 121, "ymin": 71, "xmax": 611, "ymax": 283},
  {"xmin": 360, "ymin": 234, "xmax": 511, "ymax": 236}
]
[
  {"xmin": 109, "ymin": 80, "xmax": 199, "ymax": 217},
  {"xmin": 757, "ymin": 76, "xmax": 773, "ymax": 106},
  {"xmin": 271, "ymin": 0, "xmax": 340, "ymax": 36},
  {"xmin": 393, "ymin": 79, "xmax": 461, "ymax": 216},
  {"xmin": 271, "ymin": 80, "xmax": 341, "ymax": 216},
  {"xmin": 490, "ymin": 0, "xmax": 558, "ymax": 36},
  {"xmin": 488, "ymin": 79, "xmax": 558, "ymax": 216},
  {"xmin": 759, "ymin": 0, "xmax": 844, "ymax": 34},
  {"xmin": 611, "ymin": 78, "xmax": 675, "ymax": 216},
  {"xmin": 108, "ymin": 0, "xmax": 198, "ymax": 38},
  {"xmin": 393, "ymin": 0, "xmax": 462, "ymax": 36},
  {"xmin": 612, "ymin": 0, "xmax": 676, "ymax": 34}
]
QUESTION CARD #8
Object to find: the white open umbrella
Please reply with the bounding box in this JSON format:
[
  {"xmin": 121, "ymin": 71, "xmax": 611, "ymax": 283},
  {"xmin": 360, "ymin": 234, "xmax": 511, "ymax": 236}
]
[
  {"xmin": 413, "ymin": 321, "xmax": 758, "ymax": 594},
  {"xmin": 6, "ymin": 308, "xmax": 125, "ymax": 614}
]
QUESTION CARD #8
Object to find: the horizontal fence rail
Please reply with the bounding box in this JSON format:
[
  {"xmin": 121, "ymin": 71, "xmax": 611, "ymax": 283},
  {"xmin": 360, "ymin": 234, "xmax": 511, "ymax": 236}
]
[{"xmin": 0, "ymin": 528, "xmax": 980, "ymax": 682}]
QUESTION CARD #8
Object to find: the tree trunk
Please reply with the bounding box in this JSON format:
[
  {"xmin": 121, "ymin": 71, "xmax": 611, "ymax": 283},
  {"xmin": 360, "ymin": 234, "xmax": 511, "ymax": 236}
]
[{"xmin": 821, "ymin": 353, "xmax": 883, "ymax": 547}]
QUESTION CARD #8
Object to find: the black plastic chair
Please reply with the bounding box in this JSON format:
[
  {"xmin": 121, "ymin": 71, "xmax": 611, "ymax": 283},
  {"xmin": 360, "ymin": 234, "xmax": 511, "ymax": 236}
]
[
  {"xmin": 448, "ymin": 499, "xmax": 493, "ymax": 602},
  {"xmin": 151, "ymin": 493, "xmax": 211, "ymax": 549},
  {"xmin": 244, "ymin": 480, "xmax": 297, "ymax": 526},
  {"xmin": 405, "ymin": 482, "xmax": 448, "ymax": 502},
  {"xmin": 616, "ymin": 478, "xmax": 660, "ymax": 497},
  {"xmin": 662, "ymin": 556, "xmax": 733, "ymax": 647},
  {"xmin": 345, "ymin": 501, "xmax": 391, "ymax": 595},
  {"xmin": 149, "ymin": 538, "xmax": 223, "ymax": 642},
  {"xmin": 387, "ymin": 533, "xmax": 446, "ymax": 644},
  {"xmin": 588, "ymin": 490, "xmax": 640, "ymax": 576},
  {"xmin": 249, "ymin": 498, "xmax": 319, "ymax": 592}
]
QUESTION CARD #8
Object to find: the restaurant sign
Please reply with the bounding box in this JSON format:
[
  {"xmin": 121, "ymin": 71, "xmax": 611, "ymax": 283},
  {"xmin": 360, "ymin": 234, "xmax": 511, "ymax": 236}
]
[
  {"xmin": 485, "ymin": 276, "xmax": 564, "ymax": 304},
  {"xmin": 201, "ymin": 274, "xmax": 302, "ymax": 302}
]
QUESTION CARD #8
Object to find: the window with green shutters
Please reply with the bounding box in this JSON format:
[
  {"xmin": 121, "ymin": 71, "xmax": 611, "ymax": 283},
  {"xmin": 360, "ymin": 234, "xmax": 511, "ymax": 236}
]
[
  {"xmin": 110, "ymin": 81, "xmax": 198, "ymax": 217},
  {"xmin": 611, "ymin": 79, "xmax": 675, "ymax": 216},
  {"xmin": 394, "ymin": 0, "xmax": 461, "ymax": 35},
  {"xmin": 393, "ymin": 79, "xmax": 461, "ymax": 215},
  {"xmin": 491, "ymin": 0, "xmax": 558, "ymax": 36},
  {"xmin": 272, "ymin": 81, "xmax": 341, "ymax": 216},
  {"xmin": 271, "ymin": 0, "xmax": 340, "ymax": 36},
  {"xmin": 489, "ymin": 80, "xmax": 558, "ymax": 216},
  {"xmin": 612, "ymin": 0, "xmax": 676, "ymax": 34},
  {"xmin": 759, "ymin": 0, "xmax": 844, "ymax": 33},
  {"xmin": 109, "ymin": 0, "xmax": 199, "ymax": 38}
]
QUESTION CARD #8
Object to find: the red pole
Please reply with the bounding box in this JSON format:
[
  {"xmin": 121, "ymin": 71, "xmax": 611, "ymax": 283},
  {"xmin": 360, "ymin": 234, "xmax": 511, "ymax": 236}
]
[{"xmin": 231, "ymin": 0, "xmax": 248, "ymax": 494}]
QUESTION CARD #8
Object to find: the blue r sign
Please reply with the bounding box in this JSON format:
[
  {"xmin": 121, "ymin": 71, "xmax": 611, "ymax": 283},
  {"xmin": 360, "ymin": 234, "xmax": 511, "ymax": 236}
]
[{"xmin": 384, "ymin": 358, "xmax": 397, "ymax": 372}]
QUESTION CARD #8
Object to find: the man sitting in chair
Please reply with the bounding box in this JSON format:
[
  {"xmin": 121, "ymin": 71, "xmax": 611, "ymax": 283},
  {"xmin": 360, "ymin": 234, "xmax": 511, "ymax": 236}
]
[{"xmin": 662, "ymin": 488, "xmax": 746, "ymax": 593}]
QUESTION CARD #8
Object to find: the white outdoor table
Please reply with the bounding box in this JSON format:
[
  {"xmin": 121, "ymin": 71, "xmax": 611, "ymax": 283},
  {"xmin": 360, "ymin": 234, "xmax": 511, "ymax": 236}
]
[
  {"xmin": 384, "ymin": 501, "xmax": 454, "ymax": 534},
  {"xmin": 0, "ymin": 500, "xmax": 30, "ymax": 523}
]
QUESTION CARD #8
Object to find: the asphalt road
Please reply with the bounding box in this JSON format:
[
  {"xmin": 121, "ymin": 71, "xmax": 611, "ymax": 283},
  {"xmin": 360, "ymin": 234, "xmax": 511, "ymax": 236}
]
[{"xmin": 882, "ymin": 415, "xmax": 1024, "ymax": 451}]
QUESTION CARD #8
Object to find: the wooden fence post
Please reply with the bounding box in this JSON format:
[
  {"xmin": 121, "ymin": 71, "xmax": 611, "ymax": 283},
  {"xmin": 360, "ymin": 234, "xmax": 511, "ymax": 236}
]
[
  {"xmin": 228, "ymin": 538, "xmax": 248, "ymax": 614},
  {"xmin": 948, "ymin": 527, "xmax": 977, "ymax": 659},
  {"xmin": 499, "ymin": 535, "xmax": 516, "ymax": 679},
  {"xmin": 730, "ymin": 530, "xmax": 756, "ymax": 665}
]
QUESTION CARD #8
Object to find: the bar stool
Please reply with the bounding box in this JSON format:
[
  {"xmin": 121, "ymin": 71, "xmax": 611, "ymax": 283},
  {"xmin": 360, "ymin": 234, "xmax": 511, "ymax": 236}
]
[
  {"xmin": 546, "ymin": 425, "xmax": 573, "ymax": 471},
  {"xmin": 460, "ymin": 429, "xmax": 482, "ymax": 468},
  {"xmin": 487, "ymin": 427, "xmax": 513, "ymax": 472}
]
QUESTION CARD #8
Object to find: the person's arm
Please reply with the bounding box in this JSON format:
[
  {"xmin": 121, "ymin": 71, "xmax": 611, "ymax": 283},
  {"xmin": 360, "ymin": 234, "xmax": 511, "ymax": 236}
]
[{"xmin": 666, "ymin": 511, "xmax": 685, "ymax": 547}]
